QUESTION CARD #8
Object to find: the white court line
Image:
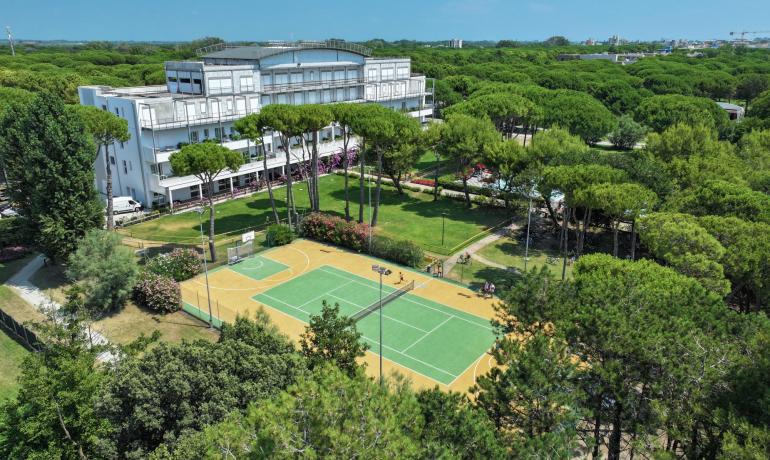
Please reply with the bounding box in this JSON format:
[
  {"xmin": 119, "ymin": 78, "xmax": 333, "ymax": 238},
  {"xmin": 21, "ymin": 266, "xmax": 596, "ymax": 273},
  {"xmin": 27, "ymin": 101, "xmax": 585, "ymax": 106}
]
[
  {"xmin": 317, "ymin": 266, "xmax": 494, "ymax": 332},
  {"xmin": 448, "ymin": 348, "xmax": 494, "ymax": 387},
  {"xmin": 362, "ymin": 334, "xmax": 456, "ymax": 379},
  {"xmin": 295, "ymin": 279, "xmax": 357, "ymax": 311},
  {"xmin": 401, "ymin": 316, "xmax": 453, "ymax": 354},
  {"xmin": 326, "ymin": 293, "xmax": 429, "ymax": 334}
]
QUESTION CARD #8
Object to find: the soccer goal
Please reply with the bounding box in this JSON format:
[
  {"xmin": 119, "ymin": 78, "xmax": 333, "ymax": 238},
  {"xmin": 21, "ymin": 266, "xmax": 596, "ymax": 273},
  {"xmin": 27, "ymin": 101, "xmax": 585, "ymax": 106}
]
[{"xmin": 227, "ymin": 241, "xmax": 253, "ymax": 265}]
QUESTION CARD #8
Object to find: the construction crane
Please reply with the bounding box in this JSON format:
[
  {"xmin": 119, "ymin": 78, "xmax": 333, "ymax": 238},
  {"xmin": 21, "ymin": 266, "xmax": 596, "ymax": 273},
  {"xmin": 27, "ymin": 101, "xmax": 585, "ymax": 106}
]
[
  {"xmin": 729, "ymin": 30, "xmax": 770, "ymax": 42},
  {"xmin": 5, "ymin": 26, "xmax": 14, "ymax": 56}
]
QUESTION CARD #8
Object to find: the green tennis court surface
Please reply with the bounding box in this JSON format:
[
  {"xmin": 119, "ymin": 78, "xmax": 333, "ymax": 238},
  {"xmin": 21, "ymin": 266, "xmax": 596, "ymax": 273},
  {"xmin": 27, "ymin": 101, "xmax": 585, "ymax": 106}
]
[
  {"xmin": 228, "ymin": 255, "xmax": 289, "ymax": 281},
  {"xmin": 253, "ymin": 265, "xmax": 496, "ymax": 385}
]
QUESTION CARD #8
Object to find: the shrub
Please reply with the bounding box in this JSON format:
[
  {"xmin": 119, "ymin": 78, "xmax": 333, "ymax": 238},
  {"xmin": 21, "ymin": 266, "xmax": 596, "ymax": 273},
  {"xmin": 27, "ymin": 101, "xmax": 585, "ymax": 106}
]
[
  {"xmin": 0, "ymin": 245, "xmax": 29, "ymax": 262},
  {"xmin": 0, "ymin": 217, "xmax": 30, "ymax": 247},
  {"xmin": 145, "ymin": 248, "xmax": 202, "ymax": 282},
  {"xmin": 370, "ymin": 235, "xmax": 424, "ymax": 268},
  {"xmin": 301, "ymin": 213, "xmax": 368, "ymax": 251},
  {"xmin": 411, "ymin": 178, "xmax": 436, "ymax": 187},
  {"xmin": 266, "ymin": 224, "xmax": 295, "ymax": 246},
  {"xmin": 133, "ymin": 272, "xmax": 182, "ymax": 313},
  {"xmin": 301, "ymin": 213, "xmax": 424, "ymax": 267}
]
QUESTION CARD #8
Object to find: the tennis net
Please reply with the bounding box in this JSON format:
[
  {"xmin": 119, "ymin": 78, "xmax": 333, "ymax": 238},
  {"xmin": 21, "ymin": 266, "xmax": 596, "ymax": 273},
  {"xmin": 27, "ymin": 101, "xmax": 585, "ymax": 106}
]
[{"xmin": 351, "ymin": 280, "xmax": 415, "ymax": 322}]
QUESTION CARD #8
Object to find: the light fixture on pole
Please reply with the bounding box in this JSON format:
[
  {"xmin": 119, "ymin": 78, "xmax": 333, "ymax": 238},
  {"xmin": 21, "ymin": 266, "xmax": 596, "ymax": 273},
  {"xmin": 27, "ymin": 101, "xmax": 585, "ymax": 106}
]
[
  {"xmin": 441, "ymin": 212, "xmax": 447, "ymax": 246},
  {"xmin": 524, "ymin": 185, "xmax": 534, "ymax": 272},
  {"xmin": 194, "ymin": 207, "xmax": 215, "ymax": 328},
  {"xmin": 371, "ymin": 264, "xmax": 391, "ymax": 385}
]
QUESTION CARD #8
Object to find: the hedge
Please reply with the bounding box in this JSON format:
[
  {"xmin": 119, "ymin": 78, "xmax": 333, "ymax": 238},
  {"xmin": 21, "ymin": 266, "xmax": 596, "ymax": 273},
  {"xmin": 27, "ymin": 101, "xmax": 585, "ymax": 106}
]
[{"xmin": 300, "ymin": 213, "xmax": 424, "ymax": 268}]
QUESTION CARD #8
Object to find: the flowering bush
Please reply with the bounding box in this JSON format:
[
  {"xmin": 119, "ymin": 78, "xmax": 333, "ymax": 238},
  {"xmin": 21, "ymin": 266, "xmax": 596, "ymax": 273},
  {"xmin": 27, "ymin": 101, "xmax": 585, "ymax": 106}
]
[
  {"xmin": 0, "ymin": 245, "xmax": 29, "ymax": 262},
  {"xmin": 301, "ymin": 213, "xmax": 369, "ymax": 251},
  {"xmin": 410, "ymin": 179, "xmax": 436, "ymax": 187},
  {"xmin": 300, "ymin": 213, "xmax": 423, "ymax": 267},
  {"xmin": 145, "ymin": 248, "xmax": 202, "ymax": 282},
  {"xmin": 133, "ymin": 272, "xmax": 182, "ymax": 313}
]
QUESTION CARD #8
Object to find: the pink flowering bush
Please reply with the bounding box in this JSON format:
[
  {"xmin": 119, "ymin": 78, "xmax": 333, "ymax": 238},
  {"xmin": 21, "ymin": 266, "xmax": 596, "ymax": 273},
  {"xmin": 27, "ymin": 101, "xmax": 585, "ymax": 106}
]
[
  {"xmin": 133, "ymin": 272, "xmax": 182, "ymax": 313},
  {"xmin": 145, "ymin": 248, "xmax": 202, "ymax": 282},
  {"xmin": 301, "ymin": 213, "xmax": 369, "ymax": 251},
  {"xmin": 0, "ymin": 245, "xmax": 29, "ymax": 262}
]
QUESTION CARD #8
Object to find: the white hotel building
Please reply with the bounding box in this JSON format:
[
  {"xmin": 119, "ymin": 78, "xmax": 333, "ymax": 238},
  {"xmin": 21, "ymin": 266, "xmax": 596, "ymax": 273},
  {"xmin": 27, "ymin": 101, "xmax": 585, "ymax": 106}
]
[{"xmin": 78, "ymin": 40, "xmax": 433, "ymax": 209}]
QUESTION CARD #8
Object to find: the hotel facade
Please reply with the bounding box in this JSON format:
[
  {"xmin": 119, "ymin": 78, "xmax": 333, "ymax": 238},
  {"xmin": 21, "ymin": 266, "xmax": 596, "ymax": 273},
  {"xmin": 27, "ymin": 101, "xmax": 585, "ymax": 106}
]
[{"xmin": 78, "ymin": 40, "xmax": 433, "ymax": 209}]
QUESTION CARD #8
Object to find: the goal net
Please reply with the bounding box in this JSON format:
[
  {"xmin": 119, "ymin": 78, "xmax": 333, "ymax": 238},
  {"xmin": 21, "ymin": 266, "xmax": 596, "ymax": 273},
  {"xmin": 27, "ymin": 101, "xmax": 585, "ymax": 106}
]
[{"xmin": 227, "ymin": 241, "xmax": 253, "ymax": 265}]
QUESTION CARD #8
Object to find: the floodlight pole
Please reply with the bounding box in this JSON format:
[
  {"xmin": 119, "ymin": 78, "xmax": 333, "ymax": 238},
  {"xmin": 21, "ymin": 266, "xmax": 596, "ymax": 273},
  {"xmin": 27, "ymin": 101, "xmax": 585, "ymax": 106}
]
[
  {"xmin": 441, "ymin": 213, "xmax": 447, "ymax": 246},
  {"xmin": 371, "ymin": 264, "xmax": 389, "ymax": 386},
  {"xmin": 196, "ymin": 207, "xmax": 214, "ymax": 328},
  {"xmin": 524, "ymin": 187, "xmax": 534, "ymax": 272}
]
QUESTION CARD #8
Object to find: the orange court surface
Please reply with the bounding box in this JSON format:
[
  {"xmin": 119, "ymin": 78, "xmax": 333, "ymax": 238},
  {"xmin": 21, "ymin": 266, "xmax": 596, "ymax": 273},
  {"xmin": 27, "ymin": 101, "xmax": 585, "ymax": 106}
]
[{"xmin": 180, "ymin": 239, "xmax": 499, "ymax": 392}]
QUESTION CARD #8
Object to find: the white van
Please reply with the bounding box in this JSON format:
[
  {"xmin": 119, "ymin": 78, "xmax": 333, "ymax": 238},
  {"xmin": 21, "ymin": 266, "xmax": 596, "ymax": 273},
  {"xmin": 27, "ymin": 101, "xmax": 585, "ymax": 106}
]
[{"xmin": 109, "ymin": 196, "xmax": 143, "ymax": 214}]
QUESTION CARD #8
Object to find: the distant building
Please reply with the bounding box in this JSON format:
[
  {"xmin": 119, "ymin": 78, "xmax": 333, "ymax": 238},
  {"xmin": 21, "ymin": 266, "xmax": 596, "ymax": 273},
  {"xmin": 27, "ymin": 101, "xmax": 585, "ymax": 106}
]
[
  {"xmin": 449, "ymin": 39, "xmax": 463, "ymax": 48},
  {"xmin": 556, "ymin": 52, "xmax": 654, "ymax": 65},
  {"xmin": 717, "ymin": 102, "xmax": 745, "ymax": 120}
]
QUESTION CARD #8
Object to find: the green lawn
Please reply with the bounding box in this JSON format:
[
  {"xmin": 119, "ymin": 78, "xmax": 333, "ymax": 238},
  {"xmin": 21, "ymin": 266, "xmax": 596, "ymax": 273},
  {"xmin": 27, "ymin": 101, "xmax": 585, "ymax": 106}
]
[
  {"xmin": 476, "ymin": 233, "xmax": 573, "ymax": 278},
  {"xmin": 0, "ymin": 287, "xmax": 34, "ymax": 401},
  {"xmin": 123, "ymin": 174, "xmax": 512, "ymax": 255}
]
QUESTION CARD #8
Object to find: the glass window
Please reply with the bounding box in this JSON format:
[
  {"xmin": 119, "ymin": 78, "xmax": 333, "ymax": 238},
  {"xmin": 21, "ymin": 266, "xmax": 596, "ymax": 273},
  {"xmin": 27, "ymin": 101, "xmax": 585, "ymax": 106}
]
[{"xmin": 381, "ymin": 67, "xmax": 394, "ymax": 80}]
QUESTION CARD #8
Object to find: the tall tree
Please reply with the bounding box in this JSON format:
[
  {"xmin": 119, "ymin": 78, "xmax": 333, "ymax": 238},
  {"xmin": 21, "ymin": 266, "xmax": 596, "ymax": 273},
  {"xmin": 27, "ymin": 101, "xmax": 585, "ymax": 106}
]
[
  {"xmin": 67, "ymin": 229, "xmax": 139, "ymax": 316},
  {"xmin": 0, "ymin": 293, "xmax": 114, "ymax": 460},
  {"xmin": 0, "ymin": 92, "xmax": 103, "ymax": 261},
  {"xmin": 74, "ymin": 105, "xmax": 131, "ymax": 230},
  {"xmin": 436, "ymin": 113, "xmax": 499, "ymax": 207},
  {"xmin": 169, "ymin": 143, "xmax": 243, "ymax": 261},
  {"xmin": 330, "ymin": 103, "xmax": 360, "ymax": 221},
  {"xmin": 576, "ymin": 182, "xmax": 658, "ymax": 258},
  {"xmin": 234, "ymin": 113, "xmax": 280, "ymax": 223},
  {"xmin": 299, "ymin": 301, "xmax": 368, "ymax": 378},
  {"xmin": 297, "ymin": 104, "xmax": 333, "ymax": 211},
  {"xmin": 259, "ymin": 104, "xmax": 304, "ymax": 228}
]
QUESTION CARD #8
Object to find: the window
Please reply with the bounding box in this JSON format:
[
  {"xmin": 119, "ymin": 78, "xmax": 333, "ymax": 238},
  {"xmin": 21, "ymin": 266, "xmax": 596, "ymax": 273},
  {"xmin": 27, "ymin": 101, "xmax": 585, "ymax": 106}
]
[
  {"xmin": 348, "ymin": 69, "xmax": 359, "ymax": 79},
  {"xmin": 214, "ymin": 127, "xmax": 221, "ymax": 138},
  {"xmin": 191, "ymin": 131, "xmax": 199, "ymax": 143},
  {"xmin": 209, "ymin": 77, "xmax": 233, "ymax": 94},
  {"xmin": 275, "ymin": 73, "xmax": 289, "ymax": 85},
  {"xmin": 128, "ymin": 161, "xmax": 133, "ymax": 171},
  {"xmin": 110, "ymin": 156, "xmax": 116, "ymax": 165},
  {"xmin": 193, "ymin": 78, "xmax": 202, "ymax": 85},
  {"xmin": 334, "ymin": 70, "xmax": 345, "ymax": 81},
  {"xmin": 240, "ymin": 75, "xmax": 254, "ymax": 91},
  {"xmin": 290, "ymin": 73, "xmax": 303, "ymax": 84},
  {"xmin": 180, "ymin": 78, "xmax": 191, "ymax": 84},
  {"xmin": 321, "ymin": 71, "xmax": 332, "ymax": 81},
  {"xmin": 204, "ymin": 128, "xmax": 210, "ymax": 138},
  {"xmin": 226, "ymin": 100, "xmax": 233, "ymax": 111},
  {"xmin": 190, "ymin": 185, "xmax": 200, "ymax": 199},
  {"xmin": 168, "ymin": 76, "xmax": 178, "ymax": 82},
  {"xmin": 381, "ymin": 67, "xmax": 394, "ymax": 80},
  {"xmin": 309, "ymin": 71, "xmax": 315, "ymax": 81},
  {"xmin": 396, "ymin": 66, "xmax": 409, "ymax": 79},
  {"xmin": 199, "ymin": 102, "xmax": 207, "ymax": 114},
  {"xmin": 123, "ymin": 160, "xmax": 128, "ymax": 175},
  {"xmin": 367, "ymin": 68, "xmax": 377, "ymax": 81}
]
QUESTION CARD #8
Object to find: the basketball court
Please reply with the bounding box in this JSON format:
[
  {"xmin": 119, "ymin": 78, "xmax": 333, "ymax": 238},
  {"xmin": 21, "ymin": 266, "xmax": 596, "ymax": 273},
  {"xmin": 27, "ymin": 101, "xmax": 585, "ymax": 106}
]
[{"xmin": 179, "ymin": 239, "xmax": 499, "ymax": 391}]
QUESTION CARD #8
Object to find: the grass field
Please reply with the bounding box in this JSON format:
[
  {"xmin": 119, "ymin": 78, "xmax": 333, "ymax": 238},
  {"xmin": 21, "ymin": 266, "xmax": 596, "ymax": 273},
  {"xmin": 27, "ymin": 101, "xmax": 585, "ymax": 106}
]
[
  {"xmin": 29, "ymin": 264, "xmax": 218, "ymax": 345},
  {"xmin": 122, "ymin": 174, "xmax": 511, "ymax": 254},
  {"xmin": 0, "ymin": 287, "xmax": 34, "ymax": 400}
]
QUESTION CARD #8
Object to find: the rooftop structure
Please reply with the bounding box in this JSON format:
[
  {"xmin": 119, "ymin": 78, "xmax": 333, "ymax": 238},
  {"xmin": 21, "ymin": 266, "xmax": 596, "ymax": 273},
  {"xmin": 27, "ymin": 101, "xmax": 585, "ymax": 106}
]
[{"xmin": 79, "ymin": 41, "xmax": 434, "ymax": 210}]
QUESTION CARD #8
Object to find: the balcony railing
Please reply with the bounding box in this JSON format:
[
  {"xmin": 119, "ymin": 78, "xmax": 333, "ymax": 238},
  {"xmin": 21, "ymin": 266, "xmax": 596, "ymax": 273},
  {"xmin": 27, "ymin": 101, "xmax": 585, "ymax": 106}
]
[{"xmin": 196, "ymin": 40, "xmax": 372, "ymax": 57}]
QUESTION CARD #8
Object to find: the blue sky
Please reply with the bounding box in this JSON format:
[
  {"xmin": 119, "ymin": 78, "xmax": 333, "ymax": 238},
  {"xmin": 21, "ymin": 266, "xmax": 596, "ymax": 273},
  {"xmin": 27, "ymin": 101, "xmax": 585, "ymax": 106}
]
[{"xmin": 4, "ymin": 0, "xmax": 769, "ymax": 42}]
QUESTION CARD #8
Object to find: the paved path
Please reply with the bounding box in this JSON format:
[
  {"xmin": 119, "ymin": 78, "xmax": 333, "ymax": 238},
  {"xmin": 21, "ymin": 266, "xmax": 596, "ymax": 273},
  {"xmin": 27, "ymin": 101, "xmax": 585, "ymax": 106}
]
[
  {"xmin": 6, "ymin": 254, "xmax": 114, "ymax": 361},
  {"xmin": 443, "ymin": 221, "xmax": 520, "ymax": 274}
]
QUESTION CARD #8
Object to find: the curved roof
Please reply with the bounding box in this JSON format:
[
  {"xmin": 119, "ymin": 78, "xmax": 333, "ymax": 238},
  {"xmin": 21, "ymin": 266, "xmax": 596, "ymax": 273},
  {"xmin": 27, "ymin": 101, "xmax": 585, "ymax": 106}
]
[{"xmin": 199, "ymin": 40, "xmax": 372, "ymax": 61}]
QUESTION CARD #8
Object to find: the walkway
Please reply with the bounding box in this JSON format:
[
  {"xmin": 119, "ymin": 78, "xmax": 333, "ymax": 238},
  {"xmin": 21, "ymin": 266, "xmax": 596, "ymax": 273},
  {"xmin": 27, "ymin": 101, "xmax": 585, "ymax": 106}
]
[
  {"xmin": 6, "ymin": 254, "xmax": 114, "ymax": 361},
  {"xmin": 443, "ymin": 221, "xmax": 520, "ymax": 274}
]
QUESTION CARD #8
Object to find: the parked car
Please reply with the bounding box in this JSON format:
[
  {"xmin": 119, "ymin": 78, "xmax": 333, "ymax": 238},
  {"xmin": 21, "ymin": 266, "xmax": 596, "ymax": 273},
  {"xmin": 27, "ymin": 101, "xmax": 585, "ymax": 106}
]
[{"xmin": 109, "ymin": 196, "xmax": 143, "ymax": 214}]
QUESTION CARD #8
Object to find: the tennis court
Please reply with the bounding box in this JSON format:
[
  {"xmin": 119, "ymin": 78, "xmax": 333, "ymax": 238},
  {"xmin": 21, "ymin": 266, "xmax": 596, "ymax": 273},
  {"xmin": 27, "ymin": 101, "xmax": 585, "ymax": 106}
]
[
  {"xmin": 253, "ymin": 265, "xmax": 496, "ymax": 385},
  {"xmin": 180, "ymin": 239, "xmax": 500, "ymax": 390}
]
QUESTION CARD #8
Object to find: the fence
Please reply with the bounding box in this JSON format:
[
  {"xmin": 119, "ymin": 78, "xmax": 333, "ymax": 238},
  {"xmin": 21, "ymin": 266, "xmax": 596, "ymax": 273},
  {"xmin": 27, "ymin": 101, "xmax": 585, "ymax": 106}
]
[{"xmin": 0, "ymin": 307, "xmax": 42, "ymax": 352}]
